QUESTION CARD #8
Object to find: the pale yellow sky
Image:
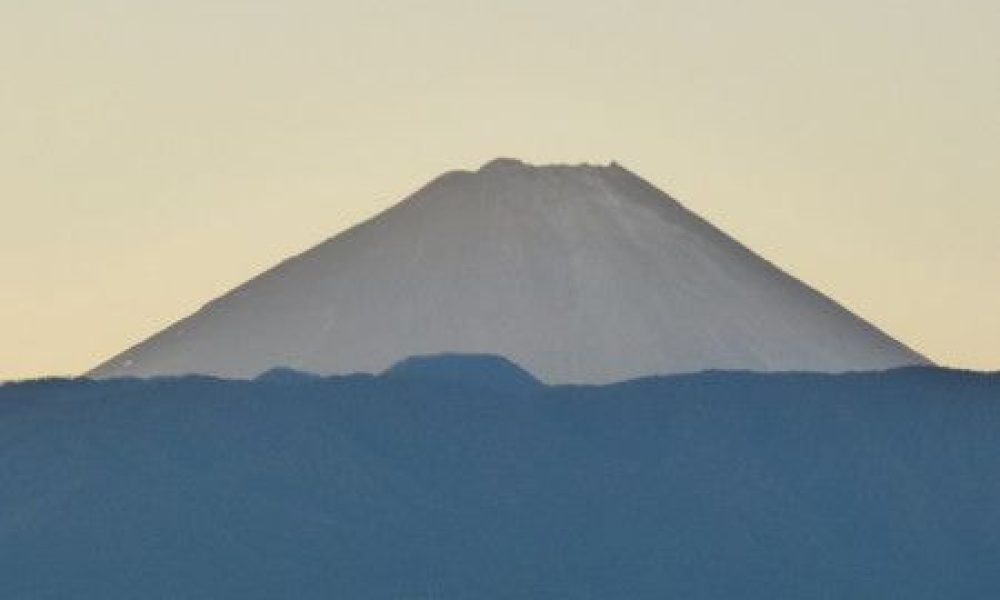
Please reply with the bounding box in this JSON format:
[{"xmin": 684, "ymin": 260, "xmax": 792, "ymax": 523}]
[{"xmin": 2, "ymin": 0, "xmax": 998, "ymax": 380}]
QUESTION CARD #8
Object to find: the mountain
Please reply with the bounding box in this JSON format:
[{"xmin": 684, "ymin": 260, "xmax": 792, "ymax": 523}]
[
  {"xmin": 383, "ymin": 353, "xmax": 542, "ymax": 394},
  {"xmin": 89, "ymin": 159, "xmax": 928, "ymax": 383},
  {"xmin": 3, "ymin": 362, "xmax": 999, "ymax": 599}
]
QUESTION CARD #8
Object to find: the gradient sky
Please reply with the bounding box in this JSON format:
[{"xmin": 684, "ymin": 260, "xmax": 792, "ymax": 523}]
[{"xmin": 2, "ymin": 0, "xmax": 998, "ymax": 380}]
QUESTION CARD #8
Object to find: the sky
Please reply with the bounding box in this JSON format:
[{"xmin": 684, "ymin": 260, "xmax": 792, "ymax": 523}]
[{"xmin": 1, "ymin": 0, "xmax": 998, "ymax": 380}]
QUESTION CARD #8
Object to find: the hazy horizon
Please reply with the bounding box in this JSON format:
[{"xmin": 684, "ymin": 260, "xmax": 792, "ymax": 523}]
[{"xmin": 2, "ymin": 0, "xmax": 998, "ymax": 380}]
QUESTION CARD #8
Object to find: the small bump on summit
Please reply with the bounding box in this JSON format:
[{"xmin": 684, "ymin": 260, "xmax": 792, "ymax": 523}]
[{"xmin": 479, "ymin": 158, "xmax": 530, "ymax": 172}]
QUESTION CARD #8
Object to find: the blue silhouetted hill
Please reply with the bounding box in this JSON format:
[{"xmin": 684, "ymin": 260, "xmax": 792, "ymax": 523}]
[
  {"xmin": 382, "ymin": 353, "xmax": 542, "ymax": 394},
  {"xmin": 1, "ymin": 357, "xmax": 999, "ymax": 599}
]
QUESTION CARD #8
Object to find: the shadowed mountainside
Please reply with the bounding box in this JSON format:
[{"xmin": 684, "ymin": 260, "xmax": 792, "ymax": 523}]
[{"xmin": 2, "ymin": 356, "xmax": 998, "ymax": 599}]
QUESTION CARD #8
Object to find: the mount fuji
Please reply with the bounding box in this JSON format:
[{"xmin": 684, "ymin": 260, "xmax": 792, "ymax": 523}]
[{"xmin": 90, "ymin": 159, "xmax": 928, "ymax": 382}]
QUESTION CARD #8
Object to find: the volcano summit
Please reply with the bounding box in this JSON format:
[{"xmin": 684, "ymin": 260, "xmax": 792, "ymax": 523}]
[{"xmin": 91, "ymin": 159, "xmax": 927, "ymax": 382}]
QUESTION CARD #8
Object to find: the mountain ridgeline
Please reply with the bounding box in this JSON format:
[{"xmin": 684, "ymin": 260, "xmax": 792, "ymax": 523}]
[{"xmin": 3, "ymin": 356, "xmax": 999, "ymax": 599}]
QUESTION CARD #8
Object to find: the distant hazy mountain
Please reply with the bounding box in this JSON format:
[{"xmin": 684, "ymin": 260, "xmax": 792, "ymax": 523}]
[
  {"xmin": 3, "ymin": 358, "xmax": 998, "ymax": 599},
  {"xmin": 90, "ymin": 159, "xmax": 927, "ymax": 382}
]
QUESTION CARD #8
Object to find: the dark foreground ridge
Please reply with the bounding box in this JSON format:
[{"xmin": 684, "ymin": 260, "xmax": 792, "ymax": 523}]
[{"xmin": 2, "ymin": 356, "xmax": 999, "ymax": 599}]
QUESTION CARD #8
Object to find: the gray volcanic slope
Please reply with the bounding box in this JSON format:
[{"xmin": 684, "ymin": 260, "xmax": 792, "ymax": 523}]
[{"xmin": 90, "ymin": 159, "xmax": 928, "ymax": 383}]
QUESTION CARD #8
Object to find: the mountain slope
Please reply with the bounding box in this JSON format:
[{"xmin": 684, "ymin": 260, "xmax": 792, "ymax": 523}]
[{"xmin": 90, "ymin": 159, "xmax": 927, "ymax": 382}]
